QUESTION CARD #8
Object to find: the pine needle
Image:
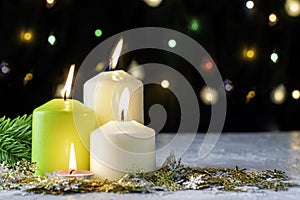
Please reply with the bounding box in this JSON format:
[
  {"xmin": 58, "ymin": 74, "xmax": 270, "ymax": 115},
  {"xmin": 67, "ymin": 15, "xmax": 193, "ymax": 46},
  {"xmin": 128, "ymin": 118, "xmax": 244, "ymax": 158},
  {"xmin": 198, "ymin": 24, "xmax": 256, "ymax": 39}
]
[{"xmin": 0, "ymin": 114, "xmax": 32, "ymax": 164}]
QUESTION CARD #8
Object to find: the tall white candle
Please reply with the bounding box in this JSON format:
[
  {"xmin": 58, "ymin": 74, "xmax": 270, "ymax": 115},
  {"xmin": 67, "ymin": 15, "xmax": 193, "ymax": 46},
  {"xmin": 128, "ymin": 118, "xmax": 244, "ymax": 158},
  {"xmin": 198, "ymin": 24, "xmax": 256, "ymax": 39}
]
[
  {"xmin": 90, "ymin": 88, "xmax": 156, "ymax": 180},
  {"xmin": 83, "ymin": 38, "xmax": 143, "ymax": 125}
]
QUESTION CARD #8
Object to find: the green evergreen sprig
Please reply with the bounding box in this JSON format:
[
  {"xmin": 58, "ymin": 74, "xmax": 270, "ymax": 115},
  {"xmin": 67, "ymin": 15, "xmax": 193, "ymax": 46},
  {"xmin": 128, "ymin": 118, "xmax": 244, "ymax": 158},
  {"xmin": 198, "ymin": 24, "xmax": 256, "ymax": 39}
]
[{"xmin": 0, "ymin": 114, "xmax": 32, "ymax": 164}]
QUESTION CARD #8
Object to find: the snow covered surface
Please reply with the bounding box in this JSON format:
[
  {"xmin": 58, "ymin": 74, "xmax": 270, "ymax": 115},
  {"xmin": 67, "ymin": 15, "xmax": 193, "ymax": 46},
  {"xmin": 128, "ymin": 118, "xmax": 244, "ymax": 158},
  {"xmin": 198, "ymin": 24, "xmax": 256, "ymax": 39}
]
[{"xmin": 1, "ymin": 132, "xmax": 300, "ymax": 199}]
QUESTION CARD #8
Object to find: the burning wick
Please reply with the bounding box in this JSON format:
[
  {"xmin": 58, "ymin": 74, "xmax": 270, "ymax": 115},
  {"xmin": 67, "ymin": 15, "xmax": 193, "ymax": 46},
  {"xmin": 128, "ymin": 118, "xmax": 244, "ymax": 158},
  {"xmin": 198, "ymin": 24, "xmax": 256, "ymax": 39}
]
[
  {"xmin": 109, "ymin": 38, "xmax": 123, "ymax": 71},
  {"xmin": 61, "ymin": 64, "xmax": 75, "ymax": 100},
  {"xmin": 63, "ymin": 90, "xmax": 67, "ymax": 101},
  {"xmin": 121, "ymin": 109, "xmax": 125, "ymax": 122}
]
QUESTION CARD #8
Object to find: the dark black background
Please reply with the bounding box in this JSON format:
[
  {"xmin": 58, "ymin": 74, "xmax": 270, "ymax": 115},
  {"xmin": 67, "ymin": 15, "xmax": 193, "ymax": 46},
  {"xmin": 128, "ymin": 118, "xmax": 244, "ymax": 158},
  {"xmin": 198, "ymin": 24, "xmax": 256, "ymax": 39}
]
[{"xmin": 1, "ymin": 0, "xmax": 300, "ymax": 132}]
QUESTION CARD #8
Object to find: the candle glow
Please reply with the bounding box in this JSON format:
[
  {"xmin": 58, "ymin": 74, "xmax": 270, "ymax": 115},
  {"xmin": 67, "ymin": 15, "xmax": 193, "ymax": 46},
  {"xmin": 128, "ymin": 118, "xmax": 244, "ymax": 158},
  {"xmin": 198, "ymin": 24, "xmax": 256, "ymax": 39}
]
[
  {"xmin": 61, "ymin": 64, "xmax": 75, "ymax": 99},
  {"xmin": 69, "ymin": 143, "xmax": 77, "ymax": 170},
  {"xmin": 119, "ymin": 88, "xmax": 130, "ymax": 121},
  {"xmin": 109, "ymin": 38, "xmax": 123, "ymax": 70}
]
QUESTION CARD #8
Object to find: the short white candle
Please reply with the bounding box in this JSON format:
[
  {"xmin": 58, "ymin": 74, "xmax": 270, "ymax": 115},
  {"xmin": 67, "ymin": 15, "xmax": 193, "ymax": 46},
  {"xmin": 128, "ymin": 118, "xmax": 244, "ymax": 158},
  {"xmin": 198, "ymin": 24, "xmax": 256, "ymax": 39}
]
[
  {"xmin": 90, "ymin": 120, "xmax": 156, "ymax": 180},
  {"xmin": 90, "ymin": 88, "xmax": 156, "ymax": 180}
]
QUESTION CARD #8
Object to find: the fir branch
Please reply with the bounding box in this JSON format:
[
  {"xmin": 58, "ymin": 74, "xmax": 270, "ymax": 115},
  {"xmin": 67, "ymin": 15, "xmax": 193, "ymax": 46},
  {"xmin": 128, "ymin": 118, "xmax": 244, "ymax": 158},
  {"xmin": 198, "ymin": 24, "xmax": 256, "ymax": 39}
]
[{"xmin": 0, "ymin": 114, "xmax": 32, "ymax": 164}]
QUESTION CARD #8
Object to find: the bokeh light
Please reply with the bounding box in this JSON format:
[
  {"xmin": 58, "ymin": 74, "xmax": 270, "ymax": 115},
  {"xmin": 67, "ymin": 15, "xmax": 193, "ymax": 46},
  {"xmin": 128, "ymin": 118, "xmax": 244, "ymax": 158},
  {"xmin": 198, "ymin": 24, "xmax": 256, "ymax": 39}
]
[
  {"xmin": 94, "ymin": 29, "xmax": 103, "ymax": 37},
  {"xmin": 269, "ymin": 13, "xmax": 278, "ymax": 23},
  {"xmin": 271, "ymin": 84, "xmax": 287, "ymax": 104},
  {"xmin": 224, "ymin": 79, "xmax": 234, "ymax": 92},
  {"xmin": 46, "ymin": 0, "xmax": 55, "ymax": 4},
  {"xmin": 246, "ymin": 90, "xmax": 256, "ymax": 102},
  {"xmin": 292, "ymin": 90, "xmax": 300, "ymax": 99},
  {"xmin": 46, "ymin": 0, "xmax": 56, "ymax": 8},
  {"xmin": 285, "ymin": 0, "xmax": 300, "ymax": 17},
  {"xmin": 246, "ymin": 50, "xmax": 255, "ymax": 58},
  {"xmin": 24, "ymin": 73, "xmax": 33, "ymax": 81},
  {"xmin": 144, "ymin": 0, "xmax": 162, "ymax": 7},
  {"xmin": 243, "ymin": 48, "xmax": 256, "ymax": 60},
  {"xmin": 161, "ymin": 80, "xmax": 170, "ymax": 89},
  {"xmin": 23, "ymin": 31, "xmax": 32, "ymax": 41},
  {"xmin": 0, "ymin": 61, "xmax": 10, "ymax": 75},
  {"xmin": 203, "ymin": 60, "xmax": 213, "ymax": 71},
  {"xmin": 200, "ymin": 86, "xmax": 218, "ymax": 105},
  {"xmin": 48, "ymin": 34, "xmax": 56, "ymax": 45},
  {"xmin": 95, "ymin": 62, "xmax": 105, "ymax": 71},
  {"xmin": 246, "ymin": 1, "xmax": 254, "ymax": 9},
  {"xmin": 189, "ymin": 19, "xmax": 200, "ymax": 32},
  {"xmin": 168, "ymin": 39, "xmax": 177, "ymax": 48},
  {"xmin": 270, "ymin": 52, "xmax": 279, "ymax": 63}
]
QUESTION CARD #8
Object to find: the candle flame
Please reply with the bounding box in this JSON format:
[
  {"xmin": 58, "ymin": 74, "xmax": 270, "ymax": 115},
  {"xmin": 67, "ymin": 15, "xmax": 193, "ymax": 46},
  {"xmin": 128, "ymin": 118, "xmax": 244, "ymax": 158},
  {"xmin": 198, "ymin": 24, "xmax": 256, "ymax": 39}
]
[
  {"xmin": 109, "ymin": 38, "xmax": 123, "ymax": 70},
  {"xmin": 119, "ymin": 87, "xmax": 130, "ymax": 121},
  {"xmin": 69, "ymin": 143, "xmax": 77, "ymax": 170},
  {"xmin": 61, "ymin": 64, "xmax": 75, "ymax": 99}
]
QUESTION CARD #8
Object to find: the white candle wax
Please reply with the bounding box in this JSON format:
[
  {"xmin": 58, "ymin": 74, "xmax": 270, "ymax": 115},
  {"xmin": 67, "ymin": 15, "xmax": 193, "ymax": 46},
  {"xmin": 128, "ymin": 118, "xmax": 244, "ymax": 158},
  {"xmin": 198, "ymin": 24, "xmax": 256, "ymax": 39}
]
[
  {"xmin": 83, "ymin": 70, "xmax": 144, "ymax": 126},
  {"xmin": 90, "ymin": 120, "xmax": 156, "ymax": 180}
]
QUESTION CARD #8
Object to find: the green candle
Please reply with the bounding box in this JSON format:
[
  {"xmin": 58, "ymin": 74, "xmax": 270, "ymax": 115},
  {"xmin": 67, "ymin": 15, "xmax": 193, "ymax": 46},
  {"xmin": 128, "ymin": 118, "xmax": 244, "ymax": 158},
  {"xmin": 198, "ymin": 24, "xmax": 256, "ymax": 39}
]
[
  {"xmin": 32, "ymin": 65, "xmax": 97, "ymax": 175},
  {"xmin": 32, "ymin": 99, "xmax": 96, "ymax": 175}
]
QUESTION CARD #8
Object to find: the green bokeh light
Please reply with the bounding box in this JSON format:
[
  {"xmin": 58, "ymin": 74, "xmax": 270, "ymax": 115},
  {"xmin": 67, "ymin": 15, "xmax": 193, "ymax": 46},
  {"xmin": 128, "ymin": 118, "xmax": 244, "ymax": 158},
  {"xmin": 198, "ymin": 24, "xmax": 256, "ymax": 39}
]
[
  {"xmin": 94, "ymin": 29, "xmax": 103, "ymax": 37},
  {"xmin": 190, "ymin": 19, "xmax": 200, "ymax": 31}
]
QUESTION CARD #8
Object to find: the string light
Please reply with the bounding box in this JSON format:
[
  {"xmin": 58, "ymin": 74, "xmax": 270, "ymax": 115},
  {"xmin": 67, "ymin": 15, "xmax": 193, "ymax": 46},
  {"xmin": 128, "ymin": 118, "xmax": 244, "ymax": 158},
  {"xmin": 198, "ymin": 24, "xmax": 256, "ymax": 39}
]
[
  {"xmin": 246, "ymin": 1, "xmax": 254, "ymax": 9},
  {"xmin": 144, "ymin": 0, "xmax": 162, "ymax": 7},
  {"xmin": 24, "ymin": 73, "xmax": 33, "ymax": 81},
  {"xmin": 271, "ymin": 84, "xmax": 286, "ymax": 104},
  {"xmin": 48, "ymin": 34, "xmax": 56, "ymax": 45},
  {"xmin": 46, "ymin": 0, "xmax": 56, "ymax": 8},
  {"xmin": 23, "ymin": 31, "xmax": 33, "ymax": 41},
  {"xmin": 224, "ymin": 79, "xmax": 234, "ymax": 92},
  {"xmin": 200, "ymin": 86, "xmax": 218, "ymax": 105},
  {"xmin": 94, "ymin": 29, "xmax": 103, "ymax": 37},
  {"xmin": 95, "ymin": 62, "xmax": 105, "ymax": 71},
  {"xmin": 161, "ymin": 80, "xmax": 170, "ymax": 88},
  {"xmin": 168, "ymin": 39, "xmax": 176, "ymax": 48},
  {"xmin": 243, "ymin": 48, "xmax": 256, "ymax": 60},
  {"xmin": 246, "ymin": 90, "xmax": 256, "ymax": 102},
  {"xmin": 24, "ymin": 73, "xmax": 33, "ymax": 85},
  {"xmin": 268, "ymin": 13, "xmax": 278, "ymax": 26},
  {"xmin": 270, "ymin": 52, "xmax": 279, "ymax": 63},
  {"xmin": 202, "ymin": 60, "xmax": 213, "ymax": 71},
  {"xmin": 189, "ymin": 19, "xmax": 200, "ymax": 32},
  {"xmin": 285, "ymin": 0, "xmax": 300, "ymax": 17},
  {"xmin": 269, "ymin": 14, "xmax": 277, "ymax": 23},
  {"xmin": 46, "ymin": 0, "xmax": 55, "ymax": 4},
  {"xmin": 292, "ymin": 90, "xmax": 300, "ymax": 99},
  {"xmin": 0, "ymin": 62, "xmax": 10, "ymax": 75}
]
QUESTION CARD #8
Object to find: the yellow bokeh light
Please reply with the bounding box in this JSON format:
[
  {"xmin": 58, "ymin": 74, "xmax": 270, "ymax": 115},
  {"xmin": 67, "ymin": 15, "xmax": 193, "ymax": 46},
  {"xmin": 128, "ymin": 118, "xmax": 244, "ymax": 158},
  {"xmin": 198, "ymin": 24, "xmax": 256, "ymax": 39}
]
[
  {"xmin": 95, "ymin": 62, "xmax": 105, "ymax": 71},
  {"xmin": 292, "ymin": 90, "xmax": 300, "ymax": 99},
  {"xmin": 24, "ymin": 73, "xmax": 33, "ymax": 81},
  {"xmin": 46, "ymin": 0, "xmax": 55, "ymax": 5},
  {"xmin": 23, "ymin": 32, "xmax": 32, "ymax": 41},
  {"xmin": 161, "ymin": 80, "xmax": 170, "ymax": 89},
  {"xmin": 247, "ymin": 90, "xmax": 256, "ymax": 99},
  {"xmin": 285, "ymin": 0, "xmax": 300, "ymax": 17},
  {"xmin": 271, "ymin": 84, "xmax": 286, "ymax": 104},
  {"xmin": 246, "ymin": 50, "xmax": 255, "ymax": 58},
  {"xmin": 269, "ymin": 13, "xmax": 277, "ymax": 23},
  {"xmin": 200, "ymin": 86, "xmax": 218, "ymax": 105}
]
